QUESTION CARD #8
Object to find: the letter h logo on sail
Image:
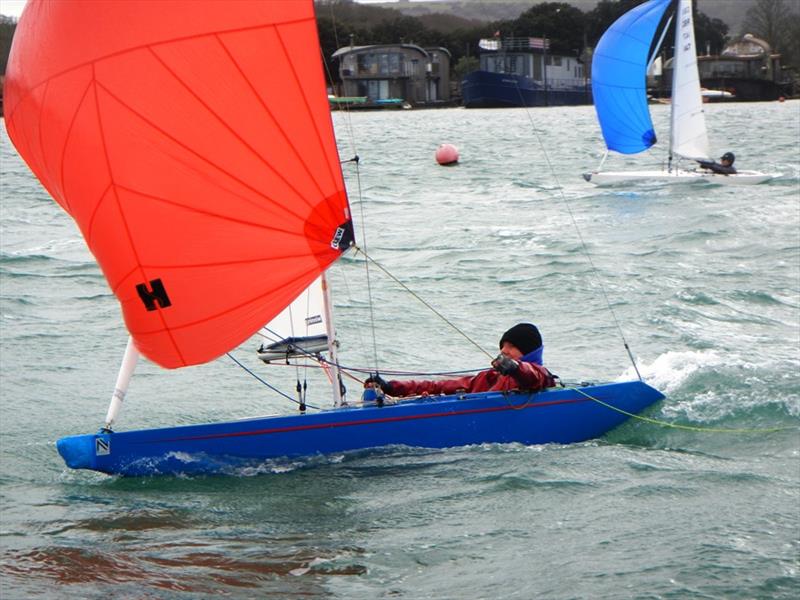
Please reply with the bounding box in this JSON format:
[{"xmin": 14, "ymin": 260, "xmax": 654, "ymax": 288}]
[{"xmin": 136, "ymin": 278, "xmax": 172, "ymax": 311}]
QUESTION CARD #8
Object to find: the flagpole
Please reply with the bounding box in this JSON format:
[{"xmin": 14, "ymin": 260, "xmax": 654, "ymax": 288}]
[{"xmin": 543, "ymin": 34, "xmax": 548, "ymax": 106}]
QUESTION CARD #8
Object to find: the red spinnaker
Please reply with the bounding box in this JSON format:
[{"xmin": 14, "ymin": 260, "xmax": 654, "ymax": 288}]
[{"xmin": 4, "ymin": 0, "xmax": 353, "ymax": 368}]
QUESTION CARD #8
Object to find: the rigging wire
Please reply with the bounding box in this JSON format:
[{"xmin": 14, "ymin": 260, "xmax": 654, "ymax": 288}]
[
  {"xmin": 285, "ymin": 300, "xmax": 305, "ymax": 410},
  {"xmin": 316, "ymin": 11, "xmax": 381, "ymax": 372},
  {"xmin": 269, "ymin": 356, "xmax": 485, "ymax": 378},
  {"xmin": 350, "ymin": 163, "xmax": 382, "ymax": 371},
  {"xmin": 257, "ymin": 323, "xmax": 487, "ymax": 378},
  {"xmin": 328, "ymin": 260, "xmax": 372, "ymax": 366},
  {"xmin": 352, "ymin": 244, "xmax": 494, "ymax": 359},
  {"xmin": 319, "ymin": 4, "xmax": 500, "ymax": 375},
  {"xmin": 513, "ymin": 80, "xmax": 643, "ymax": 381},
  {"xmin": 226, "ymin": 352, "xmax": 321, "ymax": 410}
]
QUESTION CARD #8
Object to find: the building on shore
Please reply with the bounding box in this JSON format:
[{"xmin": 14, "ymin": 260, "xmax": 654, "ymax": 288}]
[
  {"xmin": 655, "ymin": 34, "xmax": 795, "ymax": 102},
  {"xmin": 331, "ymin": 43, "xmax": 451, "ymax": 108}
]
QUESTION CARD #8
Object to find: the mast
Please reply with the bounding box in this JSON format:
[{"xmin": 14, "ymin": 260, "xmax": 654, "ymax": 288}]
[
  {"xmin": 321, "ymin": 273, "xmax": 344, "ymax": 406},
  {"xmin": 543, "ymin": 35, "xmax": 548, "ymax": 107},
  {"xmin": 668, "ymin": 0, "xmax": 681, "ymax": 164}
]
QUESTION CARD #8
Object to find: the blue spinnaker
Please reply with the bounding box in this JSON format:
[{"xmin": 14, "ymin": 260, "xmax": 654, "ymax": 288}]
[{"xmin": 591, "ymin": 0, "xmax": 672, "ymax": 154}]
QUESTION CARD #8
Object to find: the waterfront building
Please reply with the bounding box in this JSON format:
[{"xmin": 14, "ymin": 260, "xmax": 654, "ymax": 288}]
[
  {"xmin": 331, "ymin": 43, "xmax": 451, "ymax": 108},
  {"xmin": 657, "ymin": 34, "xmax": 794, "ymax": 101}
]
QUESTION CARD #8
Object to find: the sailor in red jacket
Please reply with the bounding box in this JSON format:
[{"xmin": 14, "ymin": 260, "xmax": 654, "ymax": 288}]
[{"xmin": 365, "ymin": 323, "xmax": 556, "ymax": 397}]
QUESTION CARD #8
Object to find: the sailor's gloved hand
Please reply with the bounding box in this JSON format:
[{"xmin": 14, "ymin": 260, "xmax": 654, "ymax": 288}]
[
  {"xmin": 364, "ymin": 373, "xmax": 393, "ymax": 395},
  {"xmin": 492, "ymin": 354, "xmax": 519, "ymax": 375}
]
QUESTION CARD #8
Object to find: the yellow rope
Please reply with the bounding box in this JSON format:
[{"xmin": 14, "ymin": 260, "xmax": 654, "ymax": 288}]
[{"xmin": 570, "ymin": 386, "xmax": 798, "ymax": 434}]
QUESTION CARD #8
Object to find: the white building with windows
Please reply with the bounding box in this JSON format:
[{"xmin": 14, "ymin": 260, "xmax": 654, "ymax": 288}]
[{"xmin": 332, "ymin": 44, "xmax": 451, "ymax": 105}]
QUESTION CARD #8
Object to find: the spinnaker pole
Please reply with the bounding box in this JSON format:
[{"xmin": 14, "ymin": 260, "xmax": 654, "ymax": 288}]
[{"xmin": 103, "ymin": 336, "xmax": 139, "ymax": 430}]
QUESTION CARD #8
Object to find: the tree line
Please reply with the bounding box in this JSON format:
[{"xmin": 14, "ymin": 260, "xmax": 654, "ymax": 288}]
[
  {"xmin": 1, "ymin": 15, "xmax": 14, "ymax": 75},
  {"xmin": 318, "ymin": 0, "xmax": 798, "ymax": 84},
  {"xmin": 2, "ymin": 1, "xmax": 798, "ymax": 81}
]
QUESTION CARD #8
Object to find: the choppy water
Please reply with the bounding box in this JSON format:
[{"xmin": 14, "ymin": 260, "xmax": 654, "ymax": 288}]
[{"xmin": 1, "ymin": 101, "xmax": 799, "ymax": 599}]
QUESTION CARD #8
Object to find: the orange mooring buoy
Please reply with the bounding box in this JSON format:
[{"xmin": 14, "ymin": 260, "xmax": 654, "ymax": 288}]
[{"xmin": 435, "ymin": 143, "xmax": 459, "ymax": 166}]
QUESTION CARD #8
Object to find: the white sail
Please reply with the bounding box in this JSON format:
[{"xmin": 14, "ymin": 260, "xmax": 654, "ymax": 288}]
[
  {"xmin": 257, "ymin": 274, "xmax": 345, "ymax": 405},
  {"xmin": 258, "ymin": 276, "xmax": 329, "ymax": 361},
  {"xmin": 669, "ymin": 0, "xmax": 710, "ymax": 161}
]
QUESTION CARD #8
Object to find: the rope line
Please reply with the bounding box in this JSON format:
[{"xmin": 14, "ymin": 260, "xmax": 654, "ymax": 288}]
[
  {"xmin": 254, "ymin": 328, "xmax": 486, "ymax": 377},
  {"xmin": 349, "ymin": 167, "xmax": 382, "ymax": 370},
  {"xmin": 226, "ymin": 352, "xmax": 321, "ymax": 410},
  {"xmin": 569, "ymin": 385, "xmax": 797, "ymax": 433},
  {"xmin": 513, "ymin": 80, "xmax": 643, "ymax": 381},
  {"xmin": 352, "ymin": 245, "xmax": 494, "ymax": 359},
  {"xmin": 227, "ymin": 347, "xmax": 795, "ymax": 435}
]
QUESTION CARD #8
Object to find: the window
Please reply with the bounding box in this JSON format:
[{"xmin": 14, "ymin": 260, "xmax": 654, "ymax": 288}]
[
  {"xmin": 357, "ymin": 54, "xmax": 376, "ymax": 75},
  {"xmin": 389, "ymin": 53, "xmax": 400, "ymax": 75},
  {"xmin": 533, "ymin": 55, "xmax": 542, "ymax": 80},
  {"xmin": 507, "ymin": 56, "xmax": 518, "ymax": 74},
  {"xmin": 358, "ymin": 80, "xmax": 390, "ymax": 100}
]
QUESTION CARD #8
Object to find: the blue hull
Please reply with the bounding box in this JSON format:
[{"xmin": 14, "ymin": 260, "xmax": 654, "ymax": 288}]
[
  {"xmin": 57, "ymin": 381, "xmax": 663, "ymax": 476},
  {"xmin": 462, "ymin": 70, "xmax": 592, "ymax": 108}
]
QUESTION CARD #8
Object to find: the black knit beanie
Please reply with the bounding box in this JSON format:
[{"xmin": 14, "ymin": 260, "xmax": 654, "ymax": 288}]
[{"xmin": 499, "ymin": 323, "xmax": 542, "ymax": 355}]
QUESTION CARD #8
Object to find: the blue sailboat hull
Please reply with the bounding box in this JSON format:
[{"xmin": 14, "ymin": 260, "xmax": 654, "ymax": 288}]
[{"xmin": 56, "ymin": 381, "xmax": 664, "ymax": 476}]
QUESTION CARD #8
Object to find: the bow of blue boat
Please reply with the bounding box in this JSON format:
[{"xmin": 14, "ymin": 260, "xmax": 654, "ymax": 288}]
[{"xmin": 57, "ymin": 380, "xmax": 664, "ymax": 476}]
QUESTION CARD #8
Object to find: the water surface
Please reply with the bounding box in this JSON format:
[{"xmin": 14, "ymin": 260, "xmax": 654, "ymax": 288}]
[{"xmin": 1, "ymin": 101, "xmax": 799, "ymax": 598}]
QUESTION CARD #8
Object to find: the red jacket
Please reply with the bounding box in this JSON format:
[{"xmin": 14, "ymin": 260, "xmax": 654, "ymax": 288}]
[{"xmin": 388, "ymin": 361, "xmax": 555, "ymax": 397}]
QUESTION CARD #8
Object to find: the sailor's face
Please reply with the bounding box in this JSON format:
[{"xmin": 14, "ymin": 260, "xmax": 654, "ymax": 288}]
[{"xmin": 499, "ymin": 342, "xmax": 523, "ymax": 360}]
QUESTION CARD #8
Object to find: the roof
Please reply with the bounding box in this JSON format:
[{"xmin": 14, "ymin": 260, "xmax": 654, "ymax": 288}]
[
  {"xmin": 332, "ymin": 43, "xmax": 428, "ymax": 59},
  {"xmin": 425, "ymin": 47, "xmax": 452, "ymax": 58},
  {"xmin": 722, "ymin": 34, "xmax": 772, "ymax": 58}
]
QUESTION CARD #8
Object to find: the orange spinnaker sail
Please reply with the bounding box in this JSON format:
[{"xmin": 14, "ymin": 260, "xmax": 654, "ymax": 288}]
[{"xmin": 4, "ymin": 0, "xmax": 353, "ymax": 368}]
